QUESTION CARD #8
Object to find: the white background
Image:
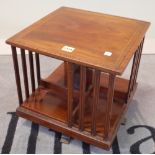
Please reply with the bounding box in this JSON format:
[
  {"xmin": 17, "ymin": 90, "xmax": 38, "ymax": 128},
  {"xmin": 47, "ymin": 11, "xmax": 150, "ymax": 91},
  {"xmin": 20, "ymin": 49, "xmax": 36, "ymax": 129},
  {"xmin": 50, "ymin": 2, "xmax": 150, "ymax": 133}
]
[{"xmin": 0, "ymin": 0, "xmax": 155, "ymax": 54}]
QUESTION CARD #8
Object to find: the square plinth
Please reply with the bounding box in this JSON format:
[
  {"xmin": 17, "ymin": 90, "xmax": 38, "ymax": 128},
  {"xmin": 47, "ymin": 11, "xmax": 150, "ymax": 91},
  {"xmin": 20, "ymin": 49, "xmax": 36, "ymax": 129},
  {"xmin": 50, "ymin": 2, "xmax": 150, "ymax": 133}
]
[{"xmin": 6, "ymin": 7, "xmax": 150, "ymax": 74}]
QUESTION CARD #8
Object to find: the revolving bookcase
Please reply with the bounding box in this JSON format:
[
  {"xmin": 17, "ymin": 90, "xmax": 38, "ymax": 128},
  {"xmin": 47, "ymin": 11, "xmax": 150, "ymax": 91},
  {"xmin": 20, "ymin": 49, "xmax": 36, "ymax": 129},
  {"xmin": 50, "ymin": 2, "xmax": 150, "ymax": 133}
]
[{"xmin": 6, "ymin": 7, "xmax": 150, "ymax": 149}]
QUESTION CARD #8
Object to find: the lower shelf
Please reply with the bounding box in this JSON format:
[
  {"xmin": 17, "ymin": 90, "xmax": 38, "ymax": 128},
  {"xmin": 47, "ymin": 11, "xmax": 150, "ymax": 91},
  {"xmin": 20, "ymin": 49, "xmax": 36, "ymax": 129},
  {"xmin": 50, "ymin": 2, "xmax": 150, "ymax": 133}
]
[
  {"xmin": 19, "ymin": 87, "xmax": 126, "ymax": 133},
  {"xmin": 17, "ymin": 90, "xmax": 126, "ymax": 149},
  {"xmin": 17, "ymin": 106, "xmax": 112, "ymax": 149},
  {"xmin": 16, "ymin": 63, "xmax": 131, "ymax": 149}
]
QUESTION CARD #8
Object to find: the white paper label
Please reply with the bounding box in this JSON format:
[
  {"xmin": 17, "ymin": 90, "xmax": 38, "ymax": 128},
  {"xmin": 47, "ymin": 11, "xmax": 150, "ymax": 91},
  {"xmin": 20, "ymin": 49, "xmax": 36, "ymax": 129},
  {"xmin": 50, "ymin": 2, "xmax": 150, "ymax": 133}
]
[
  {"xmin": 61, "ymin": 46, "xmax": 75, "ymax": 53},
  {"xmin": 104, "ymin": 51, "xmax": 112, "ymax": 56}
]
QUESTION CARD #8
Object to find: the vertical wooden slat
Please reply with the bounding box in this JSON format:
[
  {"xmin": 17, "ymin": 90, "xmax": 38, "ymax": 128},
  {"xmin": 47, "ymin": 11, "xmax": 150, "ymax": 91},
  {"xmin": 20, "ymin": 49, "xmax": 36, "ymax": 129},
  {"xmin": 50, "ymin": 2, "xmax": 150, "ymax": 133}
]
[
  {"xmin": 67, "ymin": 62, "xmax": 74, "ymax": 127},
  {"xmin": 130, "ymin": 49, "xmax": 139, "ymax": 93},
  {"xmin": 127, "ymin": 38, "xmax": 144, "ymax": 101},
  {"xmin": 131, "ymin": 47, "xmax": 141, "ymax": 91},
  {"xmin": 11, "ymin": 46, "xmax": 23, "ymax": 105},
  {"xmin": 21, "ymin": 49, "xmax": 29, "ymax": 98},
  {"xmin": 79, "ymin": 66, "xmax": 86, "ymax": 131},
  {"xmin": 91, "ymin": 70, "xmax": 100, "ymax": 136},
  {"xmin": 29, "ymin": 51, "xmax": 35, "ymax": 92},
  {"xmin": 35, "ymin": 53, "xmax": 41, "ymax": 86},
  {"xmin": 104, "ymin": 74, "xmax": 115, "ymax": 139},
  {"xmin": 131, "ymin": 50, "xmax": 140, "ymax": 91},
  {"xmin": 64, "ymin": 62, "xmax": 68, "ymax": 86},
  {"xmin": 132, "ymin": 38, "xmax": 144, "ymax": 87},
  {"xmin": 127, "ymin": 50, "xmax": 139, "ymax": 98}
]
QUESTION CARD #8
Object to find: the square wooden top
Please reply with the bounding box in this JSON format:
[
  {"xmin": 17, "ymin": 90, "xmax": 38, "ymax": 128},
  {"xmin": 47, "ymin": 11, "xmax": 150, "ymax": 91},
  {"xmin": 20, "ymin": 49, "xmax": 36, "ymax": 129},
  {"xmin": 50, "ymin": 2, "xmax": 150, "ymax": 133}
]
[{"xmin": 6, "ymin": 7, "xmax": 150, "ymax": 75}]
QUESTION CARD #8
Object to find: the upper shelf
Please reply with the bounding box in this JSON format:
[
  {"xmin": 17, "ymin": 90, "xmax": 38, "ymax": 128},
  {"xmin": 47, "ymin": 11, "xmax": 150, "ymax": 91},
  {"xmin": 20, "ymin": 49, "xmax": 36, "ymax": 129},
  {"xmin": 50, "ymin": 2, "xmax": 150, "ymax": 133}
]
[{"xmin": 6, "ymin": 7, "xmax": 150, "ymax": 75}]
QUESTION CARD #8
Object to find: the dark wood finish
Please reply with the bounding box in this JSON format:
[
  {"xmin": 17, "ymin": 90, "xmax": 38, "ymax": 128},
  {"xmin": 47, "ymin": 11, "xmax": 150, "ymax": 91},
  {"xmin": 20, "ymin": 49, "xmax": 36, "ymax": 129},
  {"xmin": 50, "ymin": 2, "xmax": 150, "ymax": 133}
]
[
  {"xmin": 39, "ymin": 64, "xmax": 92, "ymax": 101},
  {"xmin": 11, "ymin": 46, "xmax": 23, "ymax": 104},
  {"xmin": 127, "ymin": 38, "xmax": 144, "ymax": 102},
  {"xmin": 40, "ymin": 79, "xmax": 79, "ymax": 100},
  {"xmin": 67, "ymin": 63, "xmax": 74, "ymax": 127},
  {"xmin": 91, "ymin": 70, "xmax": 101, "ymax": 136},
  {"xmin": 6, "ymin": 7, "xmax": 150, "ymax": 75},
  {"xmin": 104, "ymin": 74, "xmax": 115, "ymax": 139},
  {"xmin": 28, "ymin": 51, "xmax": 36, "ymax": 92},
  {"xmin": 7, "ymin": 7, "xmax": 150, "ymax": 150},
  {"xmin": 35, "ymin": 53, "xmax": 41, "ymax": 86},
  {"xmin": 131, "ymin": 49, "xmax": 140, "ymax": 92},
  {"xmin": 40, "ymin": 63, "xmax": 130, "ymax": 103},
  {"xmin": 132, "ymin": 38, "xmax": 144, "ymax": 88},
  {"xmin": 16, "ymin": 107, "xmax": 112, "ymax": 149},
  {"xmin": 16, "ymin": 79, "xmax": 126, "ymax": 149},
  {"xmin": 127, "ymin": 49, "xmax": 138, "ymax": 100},
  {"xmin": 12, "ymin": 60, "xmax": 139, "ymax": 149},
  {"xmin": 79, "ymin": 66, "xmax": 86, "ymax": 131},
  {"xmin": 64, "ymin": 62, "xmax": 68, "ymax": 86},
  {"xmin": 21, "ymin": 49, "xmax": 29, "ymax": 98}
]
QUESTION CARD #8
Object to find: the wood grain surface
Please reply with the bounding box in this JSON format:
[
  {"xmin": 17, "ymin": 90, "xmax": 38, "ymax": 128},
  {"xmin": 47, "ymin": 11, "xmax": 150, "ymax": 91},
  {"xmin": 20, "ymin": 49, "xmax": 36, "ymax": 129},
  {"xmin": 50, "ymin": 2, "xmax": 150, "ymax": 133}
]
[{"xmin": 6, "ymin": 7, "xmax": 150, "ymax": 75}]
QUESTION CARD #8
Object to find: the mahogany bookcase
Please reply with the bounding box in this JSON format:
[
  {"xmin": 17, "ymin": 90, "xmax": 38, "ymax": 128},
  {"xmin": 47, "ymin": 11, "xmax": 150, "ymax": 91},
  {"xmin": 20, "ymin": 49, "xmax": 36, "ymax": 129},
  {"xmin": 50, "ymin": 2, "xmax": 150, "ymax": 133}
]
[{"xmin": 6, "ymin": 7, "xmax": 150, "ymax": 150}]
